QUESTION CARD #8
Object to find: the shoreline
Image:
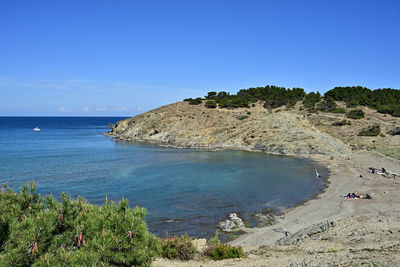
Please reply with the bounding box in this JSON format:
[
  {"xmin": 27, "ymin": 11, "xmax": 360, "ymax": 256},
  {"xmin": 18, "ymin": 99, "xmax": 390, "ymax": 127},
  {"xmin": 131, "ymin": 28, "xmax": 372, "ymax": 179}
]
[
  {"xmin": 106, "ymin": 134, "xmax": 335, "ymax": 235},
  {"xmin": 230, "ymin": 150, "xmax": 400, "ymax": 249}
]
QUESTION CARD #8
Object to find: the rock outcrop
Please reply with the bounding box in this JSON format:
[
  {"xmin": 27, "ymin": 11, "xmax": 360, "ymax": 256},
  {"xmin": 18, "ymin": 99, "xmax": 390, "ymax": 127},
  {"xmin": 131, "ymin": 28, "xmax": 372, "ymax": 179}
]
[
  {"xmin": 107, "ymin": 101, "xmax": 350, "ymax": 156},
  {"xmin": 218, "ymin": 213, "xmax": 244, "ymax": 232}
]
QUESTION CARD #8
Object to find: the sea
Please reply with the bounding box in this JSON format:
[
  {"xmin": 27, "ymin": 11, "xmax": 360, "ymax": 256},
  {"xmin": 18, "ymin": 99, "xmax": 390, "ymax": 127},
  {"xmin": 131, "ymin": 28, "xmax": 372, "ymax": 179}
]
[{"xmin": 0, "ymin": 117, "xmax": 327, "ymax": 238}]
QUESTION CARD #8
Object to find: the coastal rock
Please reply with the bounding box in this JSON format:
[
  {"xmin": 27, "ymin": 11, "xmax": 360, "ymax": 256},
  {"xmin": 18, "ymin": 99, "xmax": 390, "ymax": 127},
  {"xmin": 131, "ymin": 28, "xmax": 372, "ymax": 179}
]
[
  {"xmin": 389, "ymin": 127, "xmax": 400, "ymax": 136},
  {"xmin": 218, "ymin": 213, "xmax": 244, "ymax": 232}
]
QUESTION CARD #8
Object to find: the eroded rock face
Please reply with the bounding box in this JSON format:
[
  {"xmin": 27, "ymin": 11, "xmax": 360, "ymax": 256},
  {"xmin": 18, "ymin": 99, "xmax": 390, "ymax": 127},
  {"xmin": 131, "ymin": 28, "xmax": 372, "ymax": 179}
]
[
  {"xmin": 218, "ymin": 213, "xmax": 244, "ymax": 232},
  {"xmin": 107, "ymin": 102, "xmax": 350, "ymax": 156}
]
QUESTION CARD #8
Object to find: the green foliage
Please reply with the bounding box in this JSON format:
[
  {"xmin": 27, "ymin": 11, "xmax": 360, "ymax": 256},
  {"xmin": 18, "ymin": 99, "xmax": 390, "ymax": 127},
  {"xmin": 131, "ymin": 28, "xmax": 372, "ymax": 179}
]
[
  {"xmin": 205, "ymin": 91, "xmax": 217, "ymax": 99},
  {"xmin": 332, "ymin": 120, "xmax": 351, "ymax": 126},
  {"xmin": 206, "ymin": 244, "xmax": 244, "ymax": 260},
  {"xmin": 205, "ymin": 100, "xmax": 217, "ymax": 108},
  {"xmin": 185, "ymin": 85, "xmax": 400, "ymax": 117},
  {"xmin": 185, "ymin": 85, "xmax": 306, "ymax": 110},
  {"xmin": 346, "ymin": 109, "xmax": 365, "ymax": 119},
  {"xmin": 303, "ymin": 92, "xmax": 321, "ymax": 111},
  {"xmin": 325, "ymin": 86, "xmax": 400, "ymax": 117},
  {"xmin": 358, "ymin": 125, "xmax": 381, "ymax": 136},
  {"xmin": 207, "ymin": 234, "xmax": 221, "ymax": 246},
  {"xmin": 316, "ymin": 97, "xmax": 338, "ymax": 112},
  {"xmin": 161, "ymin": 234, "xmax": 196, "ymax": 261},
  {"xmin": 0, "ymin": 183, "xmax": 160, "ymax": 266},
  {"xmin": 187, "ymin": 98, "xmax": 203, "ymax": 105},
  {"xmin": 332, "ymin": 107, "xmax": 346, "ymax": 114}
]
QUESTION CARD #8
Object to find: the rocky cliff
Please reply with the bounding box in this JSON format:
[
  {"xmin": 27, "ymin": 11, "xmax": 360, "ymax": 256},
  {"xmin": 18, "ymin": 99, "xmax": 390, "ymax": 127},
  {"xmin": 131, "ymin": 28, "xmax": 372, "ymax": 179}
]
[{"xmin": 107, "ymin": 101, "xmax": 351, "ymax": 156}]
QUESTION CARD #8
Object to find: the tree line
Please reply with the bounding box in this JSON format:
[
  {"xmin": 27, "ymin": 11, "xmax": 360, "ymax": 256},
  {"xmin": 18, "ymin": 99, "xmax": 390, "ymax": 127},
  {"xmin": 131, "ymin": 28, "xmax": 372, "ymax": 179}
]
[{"xmin": 184, "ymin": 85, "xmax": 400, "ymax": 117}]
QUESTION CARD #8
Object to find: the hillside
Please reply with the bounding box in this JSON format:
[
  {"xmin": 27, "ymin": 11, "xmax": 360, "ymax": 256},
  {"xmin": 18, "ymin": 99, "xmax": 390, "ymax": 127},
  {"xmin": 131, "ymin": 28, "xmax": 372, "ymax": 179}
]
[{"xmin": 107, "ymin": 101, "xmax": 400, "ymax": 158}]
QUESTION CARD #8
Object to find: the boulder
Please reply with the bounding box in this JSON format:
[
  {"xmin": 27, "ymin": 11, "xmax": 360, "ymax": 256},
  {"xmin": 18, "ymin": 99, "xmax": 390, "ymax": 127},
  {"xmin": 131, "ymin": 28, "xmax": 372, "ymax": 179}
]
[
  {"xmin": 389, "ymin": 127, "xmax": 400, "ymax": 136},
  {"xmin": 218, "ymin": 213, "xmax": 244, "ymax": 232}
]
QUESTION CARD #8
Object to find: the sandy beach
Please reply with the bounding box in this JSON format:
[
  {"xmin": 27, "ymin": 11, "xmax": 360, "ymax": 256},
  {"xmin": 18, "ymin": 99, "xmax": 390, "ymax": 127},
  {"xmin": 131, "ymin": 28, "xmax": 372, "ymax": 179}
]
[{"xmin": 154, "ymin": 150, "xmax": 400, "ymax": 266}]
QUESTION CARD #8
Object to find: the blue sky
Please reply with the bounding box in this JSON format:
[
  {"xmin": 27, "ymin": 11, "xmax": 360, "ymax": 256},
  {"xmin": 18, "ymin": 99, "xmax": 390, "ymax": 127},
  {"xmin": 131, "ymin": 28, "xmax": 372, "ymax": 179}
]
[{"xmin": 1, "ymin": 0, "xmax": 399, "ymax": 116}]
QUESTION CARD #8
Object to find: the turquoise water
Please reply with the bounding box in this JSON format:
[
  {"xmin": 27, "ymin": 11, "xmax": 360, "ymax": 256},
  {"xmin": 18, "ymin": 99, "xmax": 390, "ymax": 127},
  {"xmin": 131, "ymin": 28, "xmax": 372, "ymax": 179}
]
[{"xmin": 0, "ymin": 117, "xmax": 326, "ymax": 238}]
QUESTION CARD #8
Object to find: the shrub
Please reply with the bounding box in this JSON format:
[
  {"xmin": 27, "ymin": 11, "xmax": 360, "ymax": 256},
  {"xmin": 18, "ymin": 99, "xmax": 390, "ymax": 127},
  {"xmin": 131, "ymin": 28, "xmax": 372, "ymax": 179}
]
[
  {"xmin": 205, "ymin": 91, "xmax": 217, "ymax": 99},
  {"xmin": 0, "ymin": 183, "xmax": 160, "ymax": 267},
  {"xmin": 332, "ymin": 120, "xmax": 351, "ymax": 126},
  {"xmin": 205, "ymin": 100, "xmax": 217, "ymax": 108},
  {"xmin": 188, "ymin": 98, "xmax": 202, "ymax": 105},
  {"xmin": 161, "ymin": 234, "xmax": 196, "ymax": 260},
  {"xmin": 332, "ymin": 107, "xmax": 346, "ymax": 114},
  {"xmin": 358, "ymin": 125, "xmax": 381, "ymax": 136},
  {"xmin": 316, "ymin": 97, "xmax": 338, "ymax": 112},
  {"xmin": 347, "ymin": 109, "xmax": 365, "ymax": 119},
  {"xmin": 207, "ymin": 234, "xmax": 221, "ymax": 246},
  {"xmin": 303, "ymin": 92, "xmax": 321, "ymax": 111},
  {"xmin": 206, "ymin": 244, "xmax": 244, "ymax": 260}
]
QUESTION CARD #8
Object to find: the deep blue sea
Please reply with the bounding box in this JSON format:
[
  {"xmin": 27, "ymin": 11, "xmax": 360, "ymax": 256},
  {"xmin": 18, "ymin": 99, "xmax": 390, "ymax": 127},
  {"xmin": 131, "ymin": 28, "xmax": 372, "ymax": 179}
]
[{"xmin": 0, "ymin": 117, "xmax": 327, "ymax": 238}]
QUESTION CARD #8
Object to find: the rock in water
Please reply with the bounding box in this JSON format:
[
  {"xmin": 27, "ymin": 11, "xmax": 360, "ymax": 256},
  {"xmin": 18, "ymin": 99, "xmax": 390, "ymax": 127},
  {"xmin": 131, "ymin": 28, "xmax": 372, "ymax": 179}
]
[{"xmin": 218, "ymin": 213, "xmax": 244, "ymax": 232}]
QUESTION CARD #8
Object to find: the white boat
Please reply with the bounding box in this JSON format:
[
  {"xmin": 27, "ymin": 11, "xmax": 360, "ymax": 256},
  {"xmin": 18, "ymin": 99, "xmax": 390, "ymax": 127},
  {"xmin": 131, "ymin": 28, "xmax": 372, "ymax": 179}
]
[{"xmin": 33, "ymin": 127, "xmax": 40, "ymax": 132}]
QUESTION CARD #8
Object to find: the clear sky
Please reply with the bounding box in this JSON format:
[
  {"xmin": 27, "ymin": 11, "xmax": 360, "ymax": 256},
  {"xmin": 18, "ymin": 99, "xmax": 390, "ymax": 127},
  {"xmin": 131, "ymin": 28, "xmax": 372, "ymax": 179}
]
[{"xmin": 1, "ymin": 0, "xmax": 399, "ymax": 116}]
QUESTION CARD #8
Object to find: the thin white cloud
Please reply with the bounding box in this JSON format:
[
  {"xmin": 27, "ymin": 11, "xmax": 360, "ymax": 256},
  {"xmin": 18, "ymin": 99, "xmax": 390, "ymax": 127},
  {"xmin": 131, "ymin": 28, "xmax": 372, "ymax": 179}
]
[
  {"xmin": 82, "ymin": 107, "xmax": 89, "ymax": 112},
  {"xmin": 115, "ymin": 107, "xmax": 128, "ymax": 111},
  {"xmin": 58, "ymin": 106, "xmax": 67, "ymax": 112},
  {"xmin": 95, "ymin": 107, "xmax": 108, "ymax": 112}
]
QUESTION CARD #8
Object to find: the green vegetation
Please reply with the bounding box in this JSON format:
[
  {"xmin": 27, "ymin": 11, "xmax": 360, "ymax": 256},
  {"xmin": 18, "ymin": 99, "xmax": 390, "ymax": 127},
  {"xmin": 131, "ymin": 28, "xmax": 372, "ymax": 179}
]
[
  {"xmin": 303, "ymin": 92, "xmax": 321, "ymax": 112},
  {"xmin": 205, "ymin": 100, "xmax": 217, "ymax": 108},
  {"xmin": 206, "ymin": 244, "xmax": 244, "ymax": 260},
  {"xmin": 316, "ymin": 97, "xmax": 346, "ymax": 113},
  {"xmin": 332, "ymin": 120, "xmax": 351, "ymax": 126},
  {"xmin": 358, "ymin": 125, "xmax": 381, "ymax": 136},
  {"xmin": 346, "ymin": 109, "xmax": 365, "ymax": 119},
  {"xmin": 161, "ymin": 234, "xmax": 196, "ymax": 260},
  {"xmin": 184, "ymin": 97, "xmax": 203, "ymax": 105},
  {"xmin": 198, "ymin": 85, "xmax": 307, "ymax": 110},
  {"xmin": 184, "ymin": 84, "xmax": 400, "ymax": 117},
  {"xmin": 0, "ymin": 182, "xmax": 159, "ymax": 266},
  {"xmin": 1, "ymin": 183, "xmax": 247, "ymax": 265},
  {"xmin": 325, "ymin": 86, "xmax": 400, "ymax": 117},
  {"xmin": 207, "ymin": 234, "xmax": 221, "ymax": 246}
]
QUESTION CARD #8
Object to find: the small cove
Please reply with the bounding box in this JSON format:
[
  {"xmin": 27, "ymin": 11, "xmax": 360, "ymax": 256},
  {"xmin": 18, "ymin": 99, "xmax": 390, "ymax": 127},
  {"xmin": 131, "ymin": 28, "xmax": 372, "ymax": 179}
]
[{"xmin": 0, "ymin": 117, "xmax": 328, "ymax": 238}]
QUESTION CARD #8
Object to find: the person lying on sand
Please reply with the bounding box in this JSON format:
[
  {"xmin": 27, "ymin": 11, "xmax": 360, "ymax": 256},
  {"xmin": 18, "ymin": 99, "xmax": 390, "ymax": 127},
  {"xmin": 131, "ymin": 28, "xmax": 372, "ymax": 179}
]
[{"xmin": 343, "ymin": 192, "xmax": 372, "ymax": 199}]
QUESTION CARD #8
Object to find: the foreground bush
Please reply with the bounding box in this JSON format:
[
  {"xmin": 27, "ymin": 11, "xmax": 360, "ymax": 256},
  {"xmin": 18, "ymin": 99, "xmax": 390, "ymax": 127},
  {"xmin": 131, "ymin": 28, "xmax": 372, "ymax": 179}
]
[
  {"xmin": 206, "ymin": 244, "xmax": 244, "ymax": 260},
  {"xmin": 161, "ymin": 234, "xmax": 197, "ymax": 260},
  {"xmin": 0, "ymin": 182, "xmax": 160, "ymax": 266}
]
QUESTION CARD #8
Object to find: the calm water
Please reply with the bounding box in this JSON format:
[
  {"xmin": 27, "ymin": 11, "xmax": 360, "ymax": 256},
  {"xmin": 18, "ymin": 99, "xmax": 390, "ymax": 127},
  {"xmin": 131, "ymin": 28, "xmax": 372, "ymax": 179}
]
[{"xmin": 0, "ymin": 117, "xmax": 326, "ymax": 238}]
